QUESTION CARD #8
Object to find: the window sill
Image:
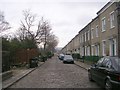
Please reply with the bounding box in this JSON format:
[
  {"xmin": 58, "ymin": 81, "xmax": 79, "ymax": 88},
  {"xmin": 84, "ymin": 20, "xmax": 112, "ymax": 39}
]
[
  {"xmin": 110, "ymin": 26, "xmax": 115, "ymax": 29},
  {"xmin": 101, "ymin": 30, "xmax": 106, "ymax": 32}
]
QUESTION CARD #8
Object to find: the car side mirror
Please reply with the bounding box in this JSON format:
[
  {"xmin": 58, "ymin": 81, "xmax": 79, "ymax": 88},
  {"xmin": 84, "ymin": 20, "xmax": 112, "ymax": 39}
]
[
  {"xmin": 92, "ymin": 64, "xmax": 97, "ymax": 67},
  {"xmin": 95, "ymin": 64, "xmax": 97, "ymax": 67}
]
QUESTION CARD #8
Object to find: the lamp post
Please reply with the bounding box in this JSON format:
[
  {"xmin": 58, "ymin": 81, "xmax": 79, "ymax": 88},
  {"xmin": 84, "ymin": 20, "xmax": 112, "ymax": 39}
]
[{"xmin": 27, "ymin": 48, "xmax": 30, "ymax": 63}]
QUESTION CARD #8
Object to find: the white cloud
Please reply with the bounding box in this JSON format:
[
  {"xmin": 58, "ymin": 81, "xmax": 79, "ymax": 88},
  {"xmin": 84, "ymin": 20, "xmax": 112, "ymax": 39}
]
[{"xmin": 0, "ymin": 0, "xmax": 109, "ymax": 47}]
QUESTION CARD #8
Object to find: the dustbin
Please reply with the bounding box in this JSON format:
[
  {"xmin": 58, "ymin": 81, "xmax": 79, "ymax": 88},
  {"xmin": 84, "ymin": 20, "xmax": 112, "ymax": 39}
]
[
  {"xmin": 29, "ymin": 58, "xmax": 38, "ymax": 68},
  {"xmin": 41, "ymin": 56, "xmax": 47, "ymax": 62}
]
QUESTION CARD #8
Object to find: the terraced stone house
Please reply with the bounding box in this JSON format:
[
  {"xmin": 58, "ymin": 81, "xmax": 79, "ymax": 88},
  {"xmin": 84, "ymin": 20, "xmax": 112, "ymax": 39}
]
[{"xmin": 61, "ymin": 1, "xmax": 120, "ymax": 57}]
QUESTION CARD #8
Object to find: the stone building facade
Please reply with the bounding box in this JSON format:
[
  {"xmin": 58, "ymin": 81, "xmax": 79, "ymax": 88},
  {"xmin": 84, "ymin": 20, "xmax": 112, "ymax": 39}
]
[{"xmin": 61, "ymin": 1, "xmax": 120, "ymax": 57}]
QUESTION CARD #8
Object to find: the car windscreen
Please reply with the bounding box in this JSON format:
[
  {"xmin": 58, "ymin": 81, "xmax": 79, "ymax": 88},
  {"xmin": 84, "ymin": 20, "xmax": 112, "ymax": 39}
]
[
  {"xmin": 64, "ymin": 55, "xmax": 73, "ymax": 59},
  {"xmin": 60, "ymin": 54, "xmax": 64, "ymax": 56},
  {"xmin": 111, "ymin": 57, "xmax": 120, "ymax": 72}
]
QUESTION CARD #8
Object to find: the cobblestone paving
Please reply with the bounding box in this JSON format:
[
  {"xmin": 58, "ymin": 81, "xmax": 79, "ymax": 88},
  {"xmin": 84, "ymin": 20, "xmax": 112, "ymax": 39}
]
[{"xmin": 9, "ymin": 56, "xmax": 101, "ymax": 88}]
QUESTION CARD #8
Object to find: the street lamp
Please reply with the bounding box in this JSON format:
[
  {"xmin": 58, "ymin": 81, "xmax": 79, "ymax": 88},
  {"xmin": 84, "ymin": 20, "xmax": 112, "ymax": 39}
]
[{"xmin": 27, "ymin": 48, "xmax": 30, "ymax": 63}]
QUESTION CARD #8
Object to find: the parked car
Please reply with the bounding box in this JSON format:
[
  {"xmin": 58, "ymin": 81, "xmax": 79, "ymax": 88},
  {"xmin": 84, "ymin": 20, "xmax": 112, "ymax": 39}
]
[
  {"xmin": 63, "ymin": 55, "xmax": 74, "ymax": 64},
  {"xmin": 88, "ymin": 56, "xmax": 120, "ymax": 90},
  {"xmin": 58, "ymin": 54, "xmax": 64, "ymax": 60}
]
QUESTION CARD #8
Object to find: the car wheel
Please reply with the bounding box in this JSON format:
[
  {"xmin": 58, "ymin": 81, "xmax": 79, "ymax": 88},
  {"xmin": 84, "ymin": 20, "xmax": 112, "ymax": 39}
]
[
  {"xmin": 88, "ymin": 71, "xmax": 93, "ymax": 81},
  {"xmin": 72, "ymin": 61, "xmax": 74, "ymax": 64},
  {"xmin": 105, "ymin": 79, "xmax": 112, "ymax": 90}
]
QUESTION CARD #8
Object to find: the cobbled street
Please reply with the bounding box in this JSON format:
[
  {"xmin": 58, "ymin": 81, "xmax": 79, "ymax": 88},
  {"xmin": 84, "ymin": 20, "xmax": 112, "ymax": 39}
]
[{"xmin": 9, "ymin": 56, "xmax": 101, "ymax": 88}]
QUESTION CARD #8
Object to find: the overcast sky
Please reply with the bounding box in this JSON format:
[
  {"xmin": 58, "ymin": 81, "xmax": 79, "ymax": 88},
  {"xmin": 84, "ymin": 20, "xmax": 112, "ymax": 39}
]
[{"xmin": 0, "ymin": 0, "xmax": 110, "ymax": 47}]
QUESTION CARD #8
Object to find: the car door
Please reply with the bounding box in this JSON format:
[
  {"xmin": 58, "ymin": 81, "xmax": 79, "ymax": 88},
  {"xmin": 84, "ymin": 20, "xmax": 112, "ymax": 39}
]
[
  {"xmin": 91, "ymin": 58, "xmax": 105, "ymax": 82},
  {"xmin": 95, "ymin": 57, "xmax": 111, "ymax": 86}
]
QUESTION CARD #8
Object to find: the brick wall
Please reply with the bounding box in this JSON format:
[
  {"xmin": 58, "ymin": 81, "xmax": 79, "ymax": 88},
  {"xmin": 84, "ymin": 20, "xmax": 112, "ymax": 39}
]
[{"xmin": 14, "ymin": 49, "xmax": 39, "ymax": 64}]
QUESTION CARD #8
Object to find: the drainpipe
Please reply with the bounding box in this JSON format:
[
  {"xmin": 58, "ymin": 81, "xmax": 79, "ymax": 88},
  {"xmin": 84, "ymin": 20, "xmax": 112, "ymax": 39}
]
[{"xmin": 117, "ymin": 2, "xmax": 120, "ymax": 58}]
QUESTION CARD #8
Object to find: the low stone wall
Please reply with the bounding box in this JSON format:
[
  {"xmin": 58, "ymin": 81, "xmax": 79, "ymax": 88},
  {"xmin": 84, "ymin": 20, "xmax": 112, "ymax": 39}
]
[{"xmin": 0, "ymin": 71, "xmax": 13, "ymax": 81}]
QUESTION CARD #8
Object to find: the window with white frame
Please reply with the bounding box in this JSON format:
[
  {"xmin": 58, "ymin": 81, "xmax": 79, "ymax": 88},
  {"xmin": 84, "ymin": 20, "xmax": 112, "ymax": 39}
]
[
  {"xmin": 87, "ymin": 46, "xmax": 90, "ymax": 56},
  {"xmin": 102, "ymin": 40, "xmax": 106, "ymax": 56},
  {"xmin": 110, "ymin": 11, "xmax": 115, "ymax": 28},
  {"xmin": 88, "ymin": 30, "xmax": 90, "ymax": 40},
  {"xmin": 82, "ymin": 34, "xmax": 84, "ymax": 43},
  {"xmin": 80, "ymin": 35, "xmax": 82, "ymax": 43},
  {"xmin": 102, "ymin": 17, "xmax": 106, "ymax": 32},
  {"xmin": 95, "ymin": 45, "xmax": 99, "ymax": 56},
  {"xmin": 96, "ymin": 26, "xmax": 99, "ymax": 37},
  {"xmin": 86, "ymin": 32, "xmax": 88, "ymax": 41},
  {"xmin": 82, "ymin": 47, "xmax": 84, "ymax": 56},
  {"xmin": 91, "ymin": 45, "xmax": 94, "ymax": 56},
  {"xmin": 77, "ymin": 48, "xmax": 79, "ymax": 53},
  {"xmin": 80, "ymin": 47, "xmax": 82, "ymax": 56},
  {"xmin": 97, "ymin": 45, "xmax": 99, "ymax": 56},
  {"xmin": 114, "ymin": 39, "xmax": 117, "ymax": 56},
  {"xmin": 91, "ymin": 28, "xmax": 94, "ymax": 39},
  {"xmin": 109, "ymin": 38, "xmax": 116, "ymax": 56},
  {"xmin": 85, "ymin": 32, "xmax": 87, "ymax": 42},
  {"xmin": 85, "ymin": 46, "xmax": 87, "ymax": 56},
  {"xmin": 95, "ymin": 45, "xmax": 97, "ymax": 56},
  {"xmin": 80, "ymin": 36, "xmax": 81, "ymax": 43}
]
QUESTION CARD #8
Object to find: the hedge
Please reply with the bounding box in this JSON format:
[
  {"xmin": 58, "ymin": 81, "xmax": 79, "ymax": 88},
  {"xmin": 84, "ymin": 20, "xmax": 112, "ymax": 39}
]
[
  {"xmin": 82, "ymin": 56, "xmax": 103, "ymax": 63},
  {"xmin": 72, "ymin": 53, "xmax": 80, "ymax": 59}
]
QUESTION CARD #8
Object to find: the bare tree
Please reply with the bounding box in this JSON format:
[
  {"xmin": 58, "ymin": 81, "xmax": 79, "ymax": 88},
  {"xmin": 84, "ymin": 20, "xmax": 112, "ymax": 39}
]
[
  {"xmin": 18, "ymin": 10, "xmax": 56, "ymax": 50},
  {"xmin": 46, "ymin": 34, "xmax": 58, "ymax": 52},
  {"xmin": 0, "ymin": 11, "xmax": 11, "ymax": 33},
  {"xmin": 18, "ymin": 10, "xmax": 47, "ymax": 45},
  {"xmin": 40, "ymin": 20, "xmax": 52, "ymax": 50}
]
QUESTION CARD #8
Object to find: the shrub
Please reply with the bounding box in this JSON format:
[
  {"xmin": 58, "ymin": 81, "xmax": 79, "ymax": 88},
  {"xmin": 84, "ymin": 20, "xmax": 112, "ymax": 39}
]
[
  {"xmin": 46, "ymin": 52, "xmax": 54, "ymax": 58},
  {"xmin": 72, "ymin": 53, "xmax": 80, "ymax": 59},
  {"xmin": 2, "ymin": 51, "xmax": 10, "ymax": 72},
  {"xmin": 82, "ymin": 56, "xmax": 103, "ymax": 63}
]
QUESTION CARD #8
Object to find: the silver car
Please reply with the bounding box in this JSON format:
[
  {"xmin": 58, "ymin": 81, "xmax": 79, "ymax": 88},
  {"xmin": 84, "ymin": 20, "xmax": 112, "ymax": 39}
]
[
  {"xmin": 63, "ymin": 55, "xmax": 74, "ymax": 64},
  {"xmin": 58, "ymin": 54, "xmax": 64, "ymax": 60}
]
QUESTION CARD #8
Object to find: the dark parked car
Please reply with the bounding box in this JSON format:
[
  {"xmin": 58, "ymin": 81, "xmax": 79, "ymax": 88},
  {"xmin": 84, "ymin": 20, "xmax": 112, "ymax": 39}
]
[{"xmin": 88, "ymin": 56, "xmax": 120, "ymax": 90}]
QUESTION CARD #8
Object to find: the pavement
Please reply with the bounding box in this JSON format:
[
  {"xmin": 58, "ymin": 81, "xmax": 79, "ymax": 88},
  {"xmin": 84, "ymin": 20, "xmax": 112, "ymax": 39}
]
[
  {"xmin": 2, "ymin": 58, "xmax": 91, "ymax": 89},
  {"xmin": 74, "ymin": 60, "xmax": 91, "ymax": 70},
  {"xmin": 2, "ymin": 62, "xmax": 44, "ymax": 89},
  {"xmin": 7, "ymin": 56, "xmax": 100, "ymax": 88}
]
